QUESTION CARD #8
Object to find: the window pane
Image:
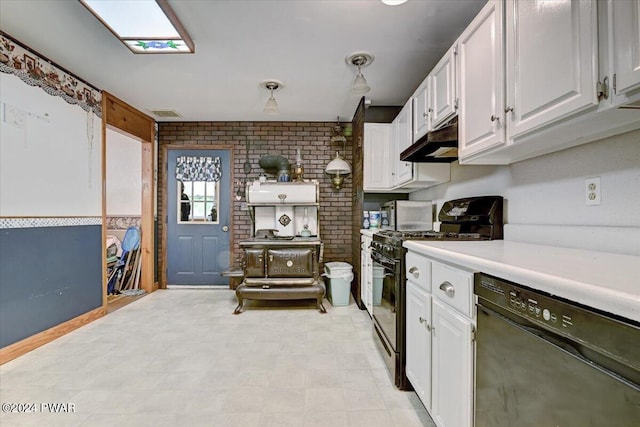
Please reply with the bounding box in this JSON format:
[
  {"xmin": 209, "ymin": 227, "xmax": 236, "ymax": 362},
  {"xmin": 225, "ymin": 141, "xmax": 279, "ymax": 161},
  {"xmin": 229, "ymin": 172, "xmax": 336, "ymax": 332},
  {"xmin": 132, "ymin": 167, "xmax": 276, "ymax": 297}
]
[
  {"xmin": 193, "ymin": 181, "xmax": 205, "ymax": 201},
  {"xmin": 193, "ymin": 201, "xmax": 205, "ymax": 220}
]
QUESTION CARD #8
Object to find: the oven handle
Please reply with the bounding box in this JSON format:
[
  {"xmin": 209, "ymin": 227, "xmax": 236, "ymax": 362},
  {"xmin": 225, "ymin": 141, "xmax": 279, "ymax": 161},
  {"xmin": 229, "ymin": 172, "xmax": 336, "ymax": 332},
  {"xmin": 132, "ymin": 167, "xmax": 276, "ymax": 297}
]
[
  {"xmin": 477, "ymin": 303, "xmax": 640, "ymax": 391},
  {"xmin": 370, "ymin": 251, "xmax": 397, "ymax": 271}
]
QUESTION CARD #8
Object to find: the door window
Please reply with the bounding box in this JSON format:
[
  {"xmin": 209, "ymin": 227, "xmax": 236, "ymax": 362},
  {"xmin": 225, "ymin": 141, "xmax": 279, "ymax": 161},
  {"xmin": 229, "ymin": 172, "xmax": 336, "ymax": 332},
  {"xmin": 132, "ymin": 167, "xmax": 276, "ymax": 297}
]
[{"xmin": 178, "ymin": 180, "xmax": 218, "ymax": 223}]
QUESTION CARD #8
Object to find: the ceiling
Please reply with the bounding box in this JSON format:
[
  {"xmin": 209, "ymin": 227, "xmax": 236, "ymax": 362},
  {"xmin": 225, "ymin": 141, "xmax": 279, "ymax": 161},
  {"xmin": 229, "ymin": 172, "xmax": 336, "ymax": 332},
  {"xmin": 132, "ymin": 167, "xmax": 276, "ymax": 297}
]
[{"xmin": 0, "ymin": 0, "xmax": 486, "ymax": 122}]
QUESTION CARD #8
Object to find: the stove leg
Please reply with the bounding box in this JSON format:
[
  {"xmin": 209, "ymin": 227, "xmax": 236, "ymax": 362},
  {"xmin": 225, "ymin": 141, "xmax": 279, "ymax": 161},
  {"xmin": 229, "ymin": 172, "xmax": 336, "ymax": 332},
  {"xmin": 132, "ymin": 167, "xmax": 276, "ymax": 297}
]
[
  {"xmin": 233, "ymin": 294, "xmax": 244, "ymax": 315},
  {"xmin": 317, "ymin": 299, "xmax": 326, "ymax": 314}
]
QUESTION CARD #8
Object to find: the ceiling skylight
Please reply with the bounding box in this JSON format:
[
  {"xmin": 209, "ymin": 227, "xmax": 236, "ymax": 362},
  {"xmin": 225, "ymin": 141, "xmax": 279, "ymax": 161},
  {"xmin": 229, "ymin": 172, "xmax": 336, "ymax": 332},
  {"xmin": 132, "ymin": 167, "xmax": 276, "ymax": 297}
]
[{"xmin": 80, "ymin": 0, "xmax": 194, "ymax": 54}]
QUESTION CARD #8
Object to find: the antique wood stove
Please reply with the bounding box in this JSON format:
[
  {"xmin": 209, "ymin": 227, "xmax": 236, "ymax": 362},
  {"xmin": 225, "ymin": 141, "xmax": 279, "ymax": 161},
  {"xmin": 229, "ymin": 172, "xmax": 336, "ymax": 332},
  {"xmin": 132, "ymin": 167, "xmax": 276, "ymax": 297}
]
[{"xmin": 234, "ymin": 181, "xmax": 325, "ymax": 314}]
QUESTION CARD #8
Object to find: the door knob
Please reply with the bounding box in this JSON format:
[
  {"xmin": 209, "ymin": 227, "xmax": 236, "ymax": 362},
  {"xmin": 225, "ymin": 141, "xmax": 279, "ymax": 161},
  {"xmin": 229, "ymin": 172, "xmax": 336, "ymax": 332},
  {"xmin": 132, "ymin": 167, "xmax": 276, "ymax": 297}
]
[
  {"xmin": 222, "ymin": 225, "xmax": 229, "ymax": 232},
  {"xmin": 490, "ymin": 115, "xmax": 499, "ymax": 122},
  {"xmin": 409, "ymin": 267, "xmax": 419, "ymax": 279}
]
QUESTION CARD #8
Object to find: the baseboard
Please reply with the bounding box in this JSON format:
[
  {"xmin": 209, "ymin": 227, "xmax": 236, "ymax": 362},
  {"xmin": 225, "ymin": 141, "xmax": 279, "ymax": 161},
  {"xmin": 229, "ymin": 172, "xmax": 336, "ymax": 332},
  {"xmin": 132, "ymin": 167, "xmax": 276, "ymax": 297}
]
[{"xmin": 0, "ymin": 306, "xmax": 106, "ymax": 365}]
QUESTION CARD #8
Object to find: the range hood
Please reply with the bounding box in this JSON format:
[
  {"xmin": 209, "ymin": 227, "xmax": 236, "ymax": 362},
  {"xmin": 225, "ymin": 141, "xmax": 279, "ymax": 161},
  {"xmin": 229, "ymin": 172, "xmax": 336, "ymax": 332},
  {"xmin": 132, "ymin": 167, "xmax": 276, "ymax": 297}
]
[{"xmin": 400, "ymin": 116, "xmax": 458, "ymax": 163}]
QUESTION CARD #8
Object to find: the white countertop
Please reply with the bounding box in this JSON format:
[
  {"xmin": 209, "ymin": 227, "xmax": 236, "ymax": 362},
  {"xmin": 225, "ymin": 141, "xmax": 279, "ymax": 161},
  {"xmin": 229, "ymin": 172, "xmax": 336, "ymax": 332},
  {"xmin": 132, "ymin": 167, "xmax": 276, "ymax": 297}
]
[
  {"xmin": 403, "ymin": 240, "xmax": 640, "ymax": 323},
  {"xmin": 360, "ymin": 229, "xmax": 379, "ymax": 238}
]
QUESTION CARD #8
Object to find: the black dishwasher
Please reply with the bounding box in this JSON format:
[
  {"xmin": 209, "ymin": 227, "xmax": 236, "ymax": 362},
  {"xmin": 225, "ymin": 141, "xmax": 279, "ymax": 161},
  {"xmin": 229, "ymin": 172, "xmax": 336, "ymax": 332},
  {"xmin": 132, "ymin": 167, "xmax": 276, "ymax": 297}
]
[{"xmin": 474, "ymin": 273, "xmax": 640, "ymax": 427}]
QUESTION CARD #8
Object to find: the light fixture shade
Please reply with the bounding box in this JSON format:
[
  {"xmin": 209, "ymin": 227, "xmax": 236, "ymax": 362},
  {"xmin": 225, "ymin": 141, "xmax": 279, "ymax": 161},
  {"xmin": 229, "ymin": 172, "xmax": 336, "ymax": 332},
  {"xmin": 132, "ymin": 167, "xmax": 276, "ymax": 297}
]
[
  {"xmin": 263, "ymin": 96, "xmax": 279, "ymax": 114},
  {"xmin": 352, "ymin": 72, "xmax": 371, "ymax": 94},
  {"xmin": 381, "ymin": 0, "xmax": 408, "ymax": 5},
  {"xmin": 261, "ymin": 80, "xmax": 282, "ymax": 115},
  {"xmin": 325, "ymin": 152, "xmax": 352, "ymax": 175}
]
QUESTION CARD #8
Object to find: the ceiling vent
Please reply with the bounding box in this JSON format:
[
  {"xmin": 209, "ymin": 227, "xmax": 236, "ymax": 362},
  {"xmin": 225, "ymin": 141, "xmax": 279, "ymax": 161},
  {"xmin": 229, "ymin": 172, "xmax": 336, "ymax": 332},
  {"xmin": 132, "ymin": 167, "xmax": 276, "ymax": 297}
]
[{"xmin": 149, "ymin": 109, "xmax": 183, "ymax": 118}]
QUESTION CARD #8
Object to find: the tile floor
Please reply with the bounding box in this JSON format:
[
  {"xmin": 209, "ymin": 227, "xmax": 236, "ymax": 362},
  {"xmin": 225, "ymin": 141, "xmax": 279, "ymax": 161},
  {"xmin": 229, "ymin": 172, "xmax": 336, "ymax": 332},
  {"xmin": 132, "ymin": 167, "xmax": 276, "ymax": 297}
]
[{"xmin": 0, "ymin": 290, "xmax": 436, "ymax": 427}]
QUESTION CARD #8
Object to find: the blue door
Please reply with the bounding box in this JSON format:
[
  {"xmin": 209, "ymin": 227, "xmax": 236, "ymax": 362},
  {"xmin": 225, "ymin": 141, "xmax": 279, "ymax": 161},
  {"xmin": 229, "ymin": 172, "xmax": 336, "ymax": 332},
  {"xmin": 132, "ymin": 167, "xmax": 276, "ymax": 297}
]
[{"xmin": 167, "ymin": 149, "xmax": 231, "ymax": 286}]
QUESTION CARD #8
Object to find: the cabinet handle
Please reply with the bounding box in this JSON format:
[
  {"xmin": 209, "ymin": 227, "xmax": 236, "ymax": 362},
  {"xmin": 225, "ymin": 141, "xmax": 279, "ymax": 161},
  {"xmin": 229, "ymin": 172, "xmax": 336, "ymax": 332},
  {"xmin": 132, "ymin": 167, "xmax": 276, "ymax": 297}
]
[
  {"xmin": 408, "ymin": 266, "xmax": 419, "ymax": 279},
  {"xmin": 439, "ymin": 281, "xmax": 455, "ymax": 297},
  {"xmin": 423, "ymin": 112, "xmax": 428, "ymax": 117},
  {"xmin": 428, "ymin": 107, "xmax": 433, "ymax": 113},
  {"xmin": 426, "ymin": 324, "xmax": 432, "ymax": 332},
  {"xmin": 419, "ymin": 316, "xmax": 426, "ymax": 324},
  {"xmin": 504, "ymin": 106, "xmax": 514, "ymax": 113},
  {"xmin": 490, "ymin": 115, "xmax": 499, "ymax": 122}
]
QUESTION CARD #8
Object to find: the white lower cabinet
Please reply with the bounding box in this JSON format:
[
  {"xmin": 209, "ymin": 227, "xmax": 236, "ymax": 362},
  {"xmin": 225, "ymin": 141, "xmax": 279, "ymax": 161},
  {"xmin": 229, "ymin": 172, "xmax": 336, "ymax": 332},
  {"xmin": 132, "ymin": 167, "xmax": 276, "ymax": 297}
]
[
  {"xmin": 404, "ymin": 250, "xmax": 475, "ymax": 427},
  {"xmin": 360, "ymin": 233, "xmax": 373, "ymax": 315},
  {"xmin": 431, "ymin": 298, "xmax": 474, "ymax": 427},
  {"xmin": 406, "ymin": 280, "xmax": 432, "ymax": 411}
]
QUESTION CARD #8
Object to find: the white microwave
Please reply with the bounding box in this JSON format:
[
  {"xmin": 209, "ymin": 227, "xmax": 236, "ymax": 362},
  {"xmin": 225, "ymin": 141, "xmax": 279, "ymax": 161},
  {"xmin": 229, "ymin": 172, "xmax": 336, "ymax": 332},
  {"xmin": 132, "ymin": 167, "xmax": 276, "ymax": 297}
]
[{"xmin": 380, "ymin": 200, "xmax": 433, "ymax": 231}]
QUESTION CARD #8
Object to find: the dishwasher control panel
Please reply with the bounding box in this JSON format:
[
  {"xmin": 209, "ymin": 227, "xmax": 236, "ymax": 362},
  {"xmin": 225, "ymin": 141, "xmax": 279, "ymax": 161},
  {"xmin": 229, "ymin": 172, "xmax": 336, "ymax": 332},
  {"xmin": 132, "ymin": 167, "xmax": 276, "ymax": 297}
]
[
  {"xmin": 507, "ymin": 290, "xmax": 570, "ymax": 329},
  {"xmin": 475, "ymin": 273, "xmax": 640, "ymax": 366}
]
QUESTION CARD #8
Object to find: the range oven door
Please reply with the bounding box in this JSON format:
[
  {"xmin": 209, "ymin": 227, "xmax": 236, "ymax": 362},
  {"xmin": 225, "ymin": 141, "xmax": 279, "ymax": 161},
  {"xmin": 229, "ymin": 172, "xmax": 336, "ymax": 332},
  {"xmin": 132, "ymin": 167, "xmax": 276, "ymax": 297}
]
[
  {"xmin": 371, "ymin": 249, "xmax": 410, "ymax": 390},
  {"xmin": 371, "ymin": 252, "xmax": 399, "ymax": 350}
]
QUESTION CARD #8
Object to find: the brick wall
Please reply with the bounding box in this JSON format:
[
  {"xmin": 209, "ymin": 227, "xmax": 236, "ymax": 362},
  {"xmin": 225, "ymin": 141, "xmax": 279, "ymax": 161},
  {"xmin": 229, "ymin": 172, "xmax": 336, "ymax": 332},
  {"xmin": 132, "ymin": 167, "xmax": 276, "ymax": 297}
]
[{"xmin": 157, "ymin": 121, "xmax": 353, "ymax": 286}]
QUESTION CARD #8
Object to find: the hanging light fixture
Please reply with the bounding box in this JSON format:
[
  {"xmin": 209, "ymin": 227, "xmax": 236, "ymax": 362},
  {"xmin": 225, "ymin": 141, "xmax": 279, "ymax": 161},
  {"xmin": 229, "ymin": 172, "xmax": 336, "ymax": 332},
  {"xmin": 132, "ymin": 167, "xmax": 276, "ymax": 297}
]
[
  {"xmin": 325, "ymin": 119, "xmax": 351, "ymax": 190},
  {"xmin": 346, "ymin": 52, "xmax": 374, "ymax": 94},
  {"xmin": 261, "ymin": 80, "xmax": 282, "ymax": 114}
]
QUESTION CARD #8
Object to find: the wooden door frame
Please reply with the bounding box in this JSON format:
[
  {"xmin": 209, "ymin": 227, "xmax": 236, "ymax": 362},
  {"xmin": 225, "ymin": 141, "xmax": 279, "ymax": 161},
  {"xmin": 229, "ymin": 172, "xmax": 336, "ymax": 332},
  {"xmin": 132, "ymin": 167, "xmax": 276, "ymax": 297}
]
[
  {"xmin": 159, "ymin": 145, "xmax": 235, "ymax": 288},
  {"xmin": 101, "ymin": 92, "xmax": 156, "ymax": 309}
]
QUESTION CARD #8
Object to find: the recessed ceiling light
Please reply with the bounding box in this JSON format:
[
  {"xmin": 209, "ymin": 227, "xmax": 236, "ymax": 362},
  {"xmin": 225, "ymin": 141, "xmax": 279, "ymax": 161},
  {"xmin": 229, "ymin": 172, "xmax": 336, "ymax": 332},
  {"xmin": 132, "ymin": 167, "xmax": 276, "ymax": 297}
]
[
  {"xmin": 381, "ymin": 0, "xmax": 408, "ymax": 5},
  {"xmin": 79, "ymin": 0, "xmax": 194, "ymax": 54}
]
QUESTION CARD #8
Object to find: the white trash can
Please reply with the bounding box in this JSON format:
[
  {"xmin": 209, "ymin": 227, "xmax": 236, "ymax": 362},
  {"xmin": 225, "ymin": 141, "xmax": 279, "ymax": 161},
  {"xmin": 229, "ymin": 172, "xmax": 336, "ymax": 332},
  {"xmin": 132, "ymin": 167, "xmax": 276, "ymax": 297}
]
[{"xmin": 323, "ymin": 262, "xmax": 353, "ymax": 306}]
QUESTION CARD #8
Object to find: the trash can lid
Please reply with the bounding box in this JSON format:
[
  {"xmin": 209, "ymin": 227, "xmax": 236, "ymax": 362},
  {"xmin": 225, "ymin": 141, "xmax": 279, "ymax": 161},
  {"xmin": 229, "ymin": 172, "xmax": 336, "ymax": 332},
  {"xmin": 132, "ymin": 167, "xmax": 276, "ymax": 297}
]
[{"xmin": 324, "ymin": 261, "xmax": 353, "ymax": 274}]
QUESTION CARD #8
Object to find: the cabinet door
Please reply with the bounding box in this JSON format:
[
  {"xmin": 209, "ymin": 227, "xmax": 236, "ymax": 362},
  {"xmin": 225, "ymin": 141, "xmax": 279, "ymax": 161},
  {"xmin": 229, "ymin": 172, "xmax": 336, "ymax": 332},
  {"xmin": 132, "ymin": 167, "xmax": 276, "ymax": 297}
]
[
  {"xmin": 458, "ymin": 0, "xmax": 505, "ymax": 159},
  {"xmin": 431, "ymin": 299, "xmax": 473, "ymax": 427},
  {"xmin": 413, "ymin": 81, "xmax": 430, "ymax": 142},
  {"xmin": 406, "ymin": 281, "xmax": 432, "ymax": 412},
  {"xmin": 244, "ymin": 248, "xmax": 265, "ymax": 277},
  {"xmin": 430, "ymin": 44, "xmax": 457, "ymax": 129},
  {"xmin": 395, "ymin": 99, "xmax": 414, "ymax": 186},
  {"xmin": 363, "ymin": 123, "xmax": 392, "ymax": 190},
  {"xmin": 360, "ymin": 236, "xmax": 373, "ymax": 314},
  {"xmin": 267, "ymin": 248, "xmax": 314, "ymax": 277},
  {"xmin": 506, "ymin": 0, "xmax": 598, "ymax": 139},
  {"xmin": 611, "ymin": 0, "xmax": 640, "ymax": 96}
]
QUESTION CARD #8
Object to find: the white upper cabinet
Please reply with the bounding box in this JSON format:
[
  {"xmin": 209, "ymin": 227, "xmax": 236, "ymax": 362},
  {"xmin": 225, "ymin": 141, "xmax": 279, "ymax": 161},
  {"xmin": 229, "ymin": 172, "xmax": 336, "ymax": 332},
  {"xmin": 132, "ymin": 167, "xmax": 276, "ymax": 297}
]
[
  {"xmin": 430, "ymin": 44, "xmax": 458, "ymax": 129},
  {"xmin": 608, "ymin": 0, "xmax": 640, "ymax": 101},
  {"xmin": 505, "ymin": 0, "xmax": 598, "ymax": 139},
  {"xmin": 363, "ymin": 123, "xmax": 392, "ymax": 191},
  {"xmin": 395, "ymin": 99, "xmax": 414, "ymax": 186},
  {"xmin": 413, "ymin": 81, "xmax": 430, "ymax": 142},
  {"xmin": 458, "ymin": 0, "xmax": 505, "ymax": 159}
]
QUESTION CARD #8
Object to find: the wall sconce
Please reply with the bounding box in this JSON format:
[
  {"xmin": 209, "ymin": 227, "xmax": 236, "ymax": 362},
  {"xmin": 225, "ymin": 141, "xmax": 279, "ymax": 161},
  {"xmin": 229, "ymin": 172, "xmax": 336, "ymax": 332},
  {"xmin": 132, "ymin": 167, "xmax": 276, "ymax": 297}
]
[
  {"xmin": 261, "ymin": 80, "xmax": 283, "ymax": 114},
  {"xmin": 325, "ymin": 120, "xmax": 351, "ymax": 190},
  {"xmin": 346, "ymin": 52, "xmax": 374, "ymax": 94}
]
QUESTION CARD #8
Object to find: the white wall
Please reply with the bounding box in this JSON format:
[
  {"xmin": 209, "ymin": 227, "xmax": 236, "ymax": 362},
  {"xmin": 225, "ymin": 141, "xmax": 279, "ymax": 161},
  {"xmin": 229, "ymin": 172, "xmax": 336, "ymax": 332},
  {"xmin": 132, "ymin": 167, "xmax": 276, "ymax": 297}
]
[
  {"xmin": 106, "ymin": 128, "xmax": 141, "ymax": 216},
  {"xmin": 0, "ymin": 73, "xmax": 101, "ymax": 216},
  {"xmin": 410, "ymin": 130, "xmax": 640, "ymax": 253}
]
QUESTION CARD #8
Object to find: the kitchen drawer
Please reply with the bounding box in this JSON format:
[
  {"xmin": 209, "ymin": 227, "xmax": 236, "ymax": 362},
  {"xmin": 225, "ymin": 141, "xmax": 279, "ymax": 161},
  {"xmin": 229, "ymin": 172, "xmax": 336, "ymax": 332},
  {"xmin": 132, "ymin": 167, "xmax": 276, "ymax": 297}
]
[
  {"xmin": 432, "ymin": 261, "xmax": 473, "ymax": 317},
  {"xmin": 406, "ymin": 251, "xmax": 431, "ymax": 291}
]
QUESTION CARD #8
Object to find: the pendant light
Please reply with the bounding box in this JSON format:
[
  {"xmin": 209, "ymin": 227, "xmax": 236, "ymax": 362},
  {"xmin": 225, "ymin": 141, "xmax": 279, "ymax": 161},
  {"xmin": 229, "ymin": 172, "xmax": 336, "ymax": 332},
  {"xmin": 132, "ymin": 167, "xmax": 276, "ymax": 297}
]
[
  {"xmin": 325, "ymin": 119, "xmax": 351, "ymax": 190},
  {"xmin": 261, "ymin": 80, "xmax": 282, "ymax": 114},
  {"xmin": 346, "ymin": 52, "xmax": 374, "ymax": 94}
]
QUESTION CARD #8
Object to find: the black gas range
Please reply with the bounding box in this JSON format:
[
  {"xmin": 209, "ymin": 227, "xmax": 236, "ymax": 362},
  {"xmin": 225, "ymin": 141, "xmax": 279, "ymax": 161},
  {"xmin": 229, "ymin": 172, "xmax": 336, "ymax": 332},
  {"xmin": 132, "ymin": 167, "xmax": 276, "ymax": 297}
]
[{"xmin": 370, "ymin": 196, "xmax": 503, "ymax": 390}]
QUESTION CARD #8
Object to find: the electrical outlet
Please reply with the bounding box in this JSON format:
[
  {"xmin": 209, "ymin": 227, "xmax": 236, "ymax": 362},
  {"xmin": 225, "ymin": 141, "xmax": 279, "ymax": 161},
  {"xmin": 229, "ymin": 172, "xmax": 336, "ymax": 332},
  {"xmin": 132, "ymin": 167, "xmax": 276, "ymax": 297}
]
[{"xmin": 585, "ymin": 177, "xmax": 601, "ymax": 206}]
